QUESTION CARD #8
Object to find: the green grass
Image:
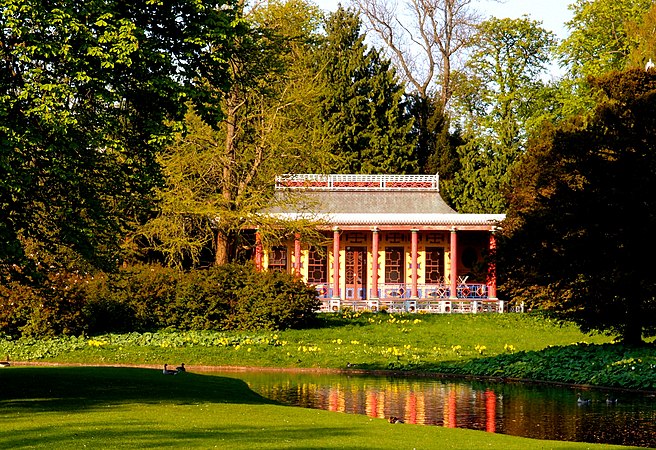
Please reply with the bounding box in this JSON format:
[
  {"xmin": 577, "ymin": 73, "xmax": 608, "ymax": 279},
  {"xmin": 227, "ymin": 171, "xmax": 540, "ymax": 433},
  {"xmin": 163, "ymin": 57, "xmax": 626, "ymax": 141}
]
[
  {"xmin": 1, "ymin": 313, "xmax": 613, "ymax": 369},
  {"xmin": 6, "ymin": 312, "xmax": 656, "ymax": 390},
  {"xmin": 0, "ymin": 366, "xmax": 639, "ymax": 449}
]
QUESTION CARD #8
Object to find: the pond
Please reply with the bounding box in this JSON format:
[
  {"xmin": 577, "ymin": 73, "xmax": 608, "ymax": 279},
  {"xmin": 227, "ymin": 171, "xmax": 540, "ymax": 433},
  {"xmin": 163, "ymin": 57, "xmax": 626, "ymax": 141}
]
[{"xmin": 208, "ymin": 369, "xmax": 656, "ymax": 447}]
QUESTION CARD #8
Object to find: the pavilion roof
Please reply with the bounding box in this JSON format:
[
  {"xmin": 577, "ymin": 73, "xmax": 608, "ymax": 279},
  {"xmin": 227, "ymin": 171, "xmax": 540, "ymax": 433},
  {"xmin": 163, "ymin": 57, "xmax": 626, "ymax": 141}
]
[{"xmin": 266, "ymin": 174, "xmax": 505, "ymax": 230}]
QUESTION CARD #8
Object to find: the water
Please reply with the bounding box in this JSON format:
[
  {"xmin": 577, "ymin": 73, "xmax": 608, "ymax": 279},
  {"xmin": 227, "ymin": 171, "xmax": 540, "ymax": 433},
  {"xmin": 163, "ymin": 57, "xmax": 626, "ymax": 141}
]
[{"xmin": 208, "ymin": 369, "xmax": 656, "ymax": 447}]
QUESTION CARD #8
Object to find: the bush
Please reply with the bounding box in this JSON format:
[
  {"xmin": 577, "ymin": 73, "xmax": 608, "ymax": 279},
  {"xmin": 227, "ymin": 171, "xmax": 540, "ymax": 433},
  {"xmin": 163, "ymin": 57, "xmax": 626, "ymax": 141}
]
[
  {"xmin": 228, "ymin": 269, "xmax": 321, "ymax": 331},
  {"xmin": 0, "ymin": 272, "xmax": 91, "ymax": 338},
  {"xmin": 0, "ymin": 263, "xmax": 321, "ymax": 338}
]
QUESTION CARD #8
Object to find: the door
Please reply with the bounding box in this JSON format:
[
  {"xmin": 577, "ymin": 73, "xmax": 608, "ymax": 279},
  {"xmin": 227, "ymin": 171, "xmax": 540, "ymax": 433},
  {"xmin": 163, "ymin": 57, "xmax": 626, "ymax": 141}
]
[{"xmin": 345, "ymin": 246, "xmax": 367, "ymax": 300}]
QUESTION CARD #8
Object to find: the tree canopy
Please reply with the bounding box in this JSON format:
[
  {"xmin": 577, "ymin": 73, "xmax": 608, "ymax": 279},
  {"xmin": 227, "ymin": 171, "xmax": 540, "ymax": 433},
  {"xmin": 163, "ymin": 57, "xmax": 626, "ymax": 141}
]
[
  {"xmin": 0, "ymin": 0, "xmax": 242, "ymax": 274},
  {"xmin": 447, "ymin": 16, "xmax": 556, "ymax": 213},
  {"xmin": 499, "ymin": 69, "xmax": 656, "ymax": 344}
]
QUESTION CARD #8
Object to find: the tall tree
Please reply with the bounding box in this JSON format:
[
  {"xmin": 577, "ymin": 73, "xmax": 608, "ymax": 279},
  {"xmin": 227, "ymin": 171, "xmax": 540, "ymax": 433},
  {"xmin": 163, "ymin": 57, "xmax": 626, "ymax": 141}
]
[
  {"xmin": 352, "ymin": 0, "xmax": 479, "ymax": 174},
  {"xmin": 353, "ymin": 0, "xmax": 479, "ymax": 107},
  {"xmin": 0, "ymin": 0, "xmax": 241, "ymax": 275},
  {"xmin": 500, "ymin": 69, "xmax": 656, "ymax": 345},
  {"xmin": 448, "ymin": 17, "xmax": 556, "ymax": 213},
  {"xmin": 138, "ymin": 0, "xmax": 331, "ymax": 267},
  {"xmin": 559, "ymin": 0, "xmax": 652, "ymax": 78},
  {"xmin": 318, "ymin": 6, "xmax": 416, "ymax": 174}
]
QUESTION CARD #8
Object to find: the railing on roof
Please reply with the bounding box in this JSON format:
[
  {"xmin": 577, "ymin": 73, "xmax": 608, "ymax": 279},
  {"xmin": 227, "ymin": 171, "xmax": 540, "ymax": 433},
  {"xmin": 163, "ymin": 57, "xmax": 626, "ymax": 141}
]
[{"xmin": 275, "ymin": 174, "xmax": 439, "ymax": 191}]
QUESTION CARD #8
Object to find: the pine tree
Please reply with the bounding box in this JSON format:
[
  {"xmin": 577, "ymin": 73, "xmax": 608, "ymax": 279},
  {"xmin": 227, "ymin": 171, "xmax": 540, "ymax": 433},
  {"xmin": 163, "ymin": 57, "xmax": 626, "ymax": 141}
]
[{"xmin": 317, "ymin": 7, "xmax": 416, "ymax": 174}]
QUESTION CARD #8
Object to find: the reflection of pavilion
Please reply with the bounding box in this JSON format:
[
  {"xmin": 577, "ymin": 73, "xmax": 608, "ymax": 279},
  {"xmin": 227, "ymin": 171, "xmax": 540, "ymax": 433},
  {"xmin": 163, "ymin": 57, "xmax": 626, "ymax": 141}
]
[
  {"xmin": 283, "ymin": 379, "xmax": 500, "ymax": 432},
  {"xmin": 260, "ymin": 174, "xmax": 506, "ymax": 313}
]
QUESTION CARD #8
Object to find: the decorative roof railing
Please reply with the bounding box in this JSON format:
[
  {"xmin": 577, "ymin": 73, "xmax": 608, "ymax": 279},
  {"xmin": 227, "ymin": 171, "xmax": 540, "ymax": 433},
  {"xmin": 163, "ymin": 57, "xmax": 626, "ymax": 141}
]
[{"xmin": 275, "ymin": 174, "xmax": 440, "ymax": 191}]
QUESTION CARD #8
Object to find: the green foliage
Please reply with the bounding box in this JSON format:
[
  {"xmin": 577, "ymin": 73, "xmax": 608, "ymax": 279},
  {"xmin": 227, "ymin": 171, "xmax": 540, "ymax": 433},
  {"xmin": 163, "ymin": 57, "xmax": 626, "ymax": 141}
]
[
  {"xmin": 0, "ymin": 263, "xmax": 320, "ymax": 338},
  {"xmin": 0, "ymin": 0, "xmax": 243, "ymax": 274},
  {"xmin": 227, "ymin": 269, "xmax": 321, "ymax": 331},
  {"xmin": 501, "ymin": 69, "xmax": 656, "ymax": 344},
  {"xmin": 137, "ymin": 0, "xmax": 332, "ymax": 267},
  {"xmin": 438, "ymin": 343, "xmax": 656, "ymax": 390},
  {"xmin": 626, "ymin": 3, "xmax": 656, "ymax": 69},
  {"xmin": 559, "ymin": 0, "xmax": 653, "ymax": 78},
  {"xmin": 6, "ymin": 312, "xmax": 656, "ymax": 390},
  {"xmin": 449, "ymin": 17, "xmax": 556, "ymax": 213},
  {"xmin": 0, "ymin": 272, "xmax": 91, "ymax": 338},
  {"xmin": 317, "ymin": 6, "xmax": 416, "ymax": 174}
]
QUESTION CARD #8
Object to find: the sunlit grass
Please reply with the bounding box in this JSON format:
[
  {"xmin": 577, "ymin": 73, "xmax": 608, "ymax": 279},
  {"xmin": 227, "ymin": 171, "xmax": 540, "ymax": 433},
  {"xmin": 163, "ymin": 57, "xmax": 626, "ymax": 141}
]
[
  {"xmin": 1, "ymin": 313, "xmax": 612, "ymax": 370},
  {"xmin": 5, "ymin": 312, "xmax": 655, "ymax": 389},
  {"xmin": 0, "ymin": 366, "xmax": 634, "ymax": 449}
]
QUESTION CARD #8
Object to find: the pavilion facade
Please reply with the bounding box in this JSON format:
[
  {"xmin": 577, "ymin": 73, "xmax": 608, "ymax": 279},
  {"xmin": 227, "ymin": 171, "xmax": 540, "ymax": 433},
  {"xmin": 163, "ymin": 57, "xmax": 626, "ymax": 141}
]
[{"xmin": 257, "ymin": 174, "xmax": 506, "ymax": 313}]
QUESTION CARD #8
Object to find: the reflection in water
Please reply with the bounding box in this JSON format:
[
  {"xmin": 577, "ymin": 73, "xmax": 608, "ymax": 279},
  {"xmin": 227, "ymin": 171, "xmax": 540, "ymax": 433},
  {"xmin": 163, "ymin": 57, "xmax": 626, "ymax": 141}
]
[{"xmin": 209, "ymin": 370, "xmax": 656, "ymax": 448}]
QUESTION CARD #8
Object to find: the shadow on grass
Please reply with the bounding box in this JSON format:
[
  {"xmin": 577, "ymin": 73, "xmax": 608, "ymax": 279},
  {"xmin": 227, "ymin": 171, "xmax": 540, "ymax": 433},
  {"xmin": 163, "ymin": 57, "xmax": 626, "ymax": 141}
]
[
  {"xmin": 0, "ymin": 366, "xmax": 277, "ymax": 411},
  {"xmin": 0, "ymin": 422, "xmax": 366, "ymax": 450}
]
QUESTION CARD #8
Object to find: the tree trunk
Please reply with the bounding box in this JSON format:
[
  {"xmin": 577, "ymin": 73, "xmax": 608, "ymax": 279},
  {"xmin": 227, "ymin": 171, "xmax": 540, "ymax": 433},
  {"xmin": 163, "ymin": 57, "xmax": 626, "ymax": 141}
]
[
  {"xmin": 215, "ymin": 89, "xmax": 239, "ymax": 267},
  {"xmin": 215, "ymin": 230, "xmax": 229, "ymax": 266}
]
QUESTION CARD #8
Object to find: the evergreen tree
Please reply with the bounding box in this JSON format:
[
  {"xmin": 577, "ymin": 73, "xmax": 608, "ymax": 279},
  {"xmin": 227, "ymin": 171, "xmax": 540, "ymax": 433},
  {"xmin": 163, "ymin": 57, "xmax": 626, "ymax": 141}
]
[{"xmin": 318, "ymin": 6, "xmax": 416, "ymax": 174}]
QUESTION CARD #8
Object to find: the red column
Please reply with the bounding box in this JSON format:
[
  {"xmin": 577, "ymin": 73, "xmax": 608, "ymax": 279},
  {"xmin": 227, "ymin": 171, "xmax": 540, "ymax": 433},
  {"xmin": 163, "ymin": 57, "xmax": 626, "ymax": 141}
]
[
  {"xmin": 332, "ymin": 228, "xmax": 340, "ymax": 299},
  {"xmin": 294, "ymin": 233, "xmax": 301, "ymax": 276},
  {"xmin": 255, "ymin": 231, "xmax": 263, "ymax": 271},
  {"xmin": 450, "ymin": 228, "xmax": 458, "ymax": 299},
  {"xmin": 487, "ymin": 230, "xmax": 498, "ymax": 299},
  {"xmin": 371, "ymin": 228, "xmax": 379, "ymax": 299},
  {"xmin": 411, "ymin": 229, "xmax": 418, "ymax": 298}
]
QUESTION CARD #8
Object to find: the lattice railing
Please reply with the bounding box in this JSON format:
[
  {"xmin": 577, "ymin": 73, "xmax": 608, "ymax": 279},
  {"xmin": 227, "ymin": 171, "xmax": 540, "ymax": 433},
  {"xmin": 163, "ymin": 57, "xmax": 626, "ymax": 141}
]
[{"xmin": 276, "ymin": 174, "xmax": 439, "ymax": 191}]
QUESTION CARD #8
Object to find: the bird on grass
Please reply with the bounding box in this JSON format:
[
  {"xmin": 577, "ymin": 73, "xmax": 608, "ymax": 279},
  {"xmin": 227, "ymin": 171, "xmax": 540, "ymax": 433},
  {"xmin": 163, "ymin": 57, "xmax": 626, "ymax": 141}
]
[
  {"xmin": 176, "ymin": 363, "xmax": 186, "ymax": 373},
  {"xmin": 163, "ymin": 364, "xmax": 178, "ymax": 375},
  {"xmin": 577, "ymin": 393, "xmax": 591, "ymax": 405},
  {"xmin": 388, "ymin": 416, "xmax": 404, "ymax": 424}
]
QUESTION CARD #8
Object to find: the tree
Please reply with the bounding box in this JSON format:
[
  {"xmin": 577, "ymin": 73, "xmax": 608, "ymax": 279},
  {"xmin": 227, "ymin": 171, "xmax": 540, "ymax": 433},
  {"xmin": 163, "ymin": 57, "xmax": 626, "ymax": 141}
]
[
  {"xmin": 626, "ymin": 3, "xmax": 656, "ymax": 69},
  {"xmin": 0, "ymin": 0, "xmax": 242, "ymax": 275},
  {"xmin": 448, "ymin": 17, "xmax": 556, "ymax": 213},
  {"xmin": 138, "ymin": 0, "xmax": 331, "ymax": 267},
  {"xmin": 317, "ymin": 6, "xmax": 416, "ymax": 174},
  {"xmin": 354, "ymin": 0, "xmax": 478, "ymax": 107},
  {"xmin": 500, "ymin": 69, "xmax": 656, "ymax": 345},
  {"xmin": 352, "ymin": 0, "xmax": 479, "ymax": 174},
  {"xmin": 559, "ymin": 0, "xmax": 652, "ymax": 78}
]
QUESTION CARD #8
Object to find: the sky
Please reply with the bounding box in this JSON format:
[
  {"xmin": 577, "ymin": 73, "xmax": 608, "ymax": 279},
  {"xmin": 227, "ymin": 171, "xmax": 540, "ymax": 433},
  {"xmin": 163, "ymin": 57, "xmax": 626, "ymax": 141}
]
[{"xmin": 312, "ymin": 0, "xmax": 574, "ymax": 39}]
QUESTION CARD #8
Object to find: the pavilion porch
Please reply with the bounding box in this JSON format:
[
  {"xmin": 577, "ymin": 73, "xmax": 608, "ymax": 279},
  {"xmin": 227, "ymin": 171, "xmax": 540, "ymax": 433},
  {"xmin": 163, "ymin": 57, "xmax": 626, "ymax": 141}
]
[{"xmin": 314, "ymin": 281, "xmax": 505, "ymax": 314}]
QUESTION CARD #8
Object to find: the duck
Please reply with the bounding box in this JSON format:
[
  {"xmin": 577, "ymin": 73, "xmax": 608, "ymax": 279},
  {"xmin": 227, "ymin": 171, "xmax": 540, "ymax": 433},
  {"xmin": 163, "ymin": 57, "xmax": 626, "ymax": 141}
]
[
  {"xmin": 0, "ymin": 355, "xmax": 9, "ymax": 368},
  {"xmin": 576, "ymin": 393, "xmax": 591, "ymax": 405},
  {"xmin": 163, "ymin": 364, "xmax": 177, "ymax": 375},
  {"xmin": 176, "ymin": 363, "xmax": 186, "ymax": 373},
  {"xmin": 388, "ymin": 416, "xmax": 404, "ymax": 424}
]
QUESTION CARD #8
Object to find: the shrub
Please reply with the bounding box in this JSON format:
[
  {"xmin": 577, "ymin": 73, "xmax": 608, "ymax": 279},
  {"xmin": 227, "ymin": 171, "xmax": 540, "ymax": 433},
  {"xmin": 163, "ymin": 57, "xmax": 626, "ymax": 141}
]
[
  {"xmin": 1, "ymin": 263, "xmax": 321, "ymax": 337},
  {"xmin": 229, "ymin": 268, "xmax": 321, "ymax": 331},
  {"xmin": 0, "ymin": 272, "xmax": 91, "ymax": 338}
]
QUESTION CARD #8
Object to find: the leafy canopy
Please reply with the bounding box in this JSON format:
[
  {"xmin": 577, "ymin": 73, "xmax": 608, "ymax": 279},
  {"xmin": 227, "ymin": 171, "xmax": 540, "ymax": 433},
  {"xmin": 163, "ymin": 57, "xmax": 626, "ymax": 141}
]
[
  {"xmin": 500, "ymin": 69, "xmax": 656, "ymax": 345},
  {"xmin": 0, "ymin": 0, "xmax": 243, "ymax": 274}
]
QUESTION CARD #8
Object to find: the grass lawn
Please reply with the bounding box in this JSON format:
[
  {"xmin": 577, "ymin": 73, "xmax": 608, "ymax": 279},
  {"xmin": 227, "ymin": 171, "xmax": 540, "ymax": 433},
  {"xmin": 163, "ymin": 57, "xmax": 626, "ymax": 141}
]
[
  {"xmin": 2, "ymin": 313, "xmax": 614, "ymax": 369},
  {"xmin": 0, "ymin": 366, "xmax": 639, "ymax": 449}
]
